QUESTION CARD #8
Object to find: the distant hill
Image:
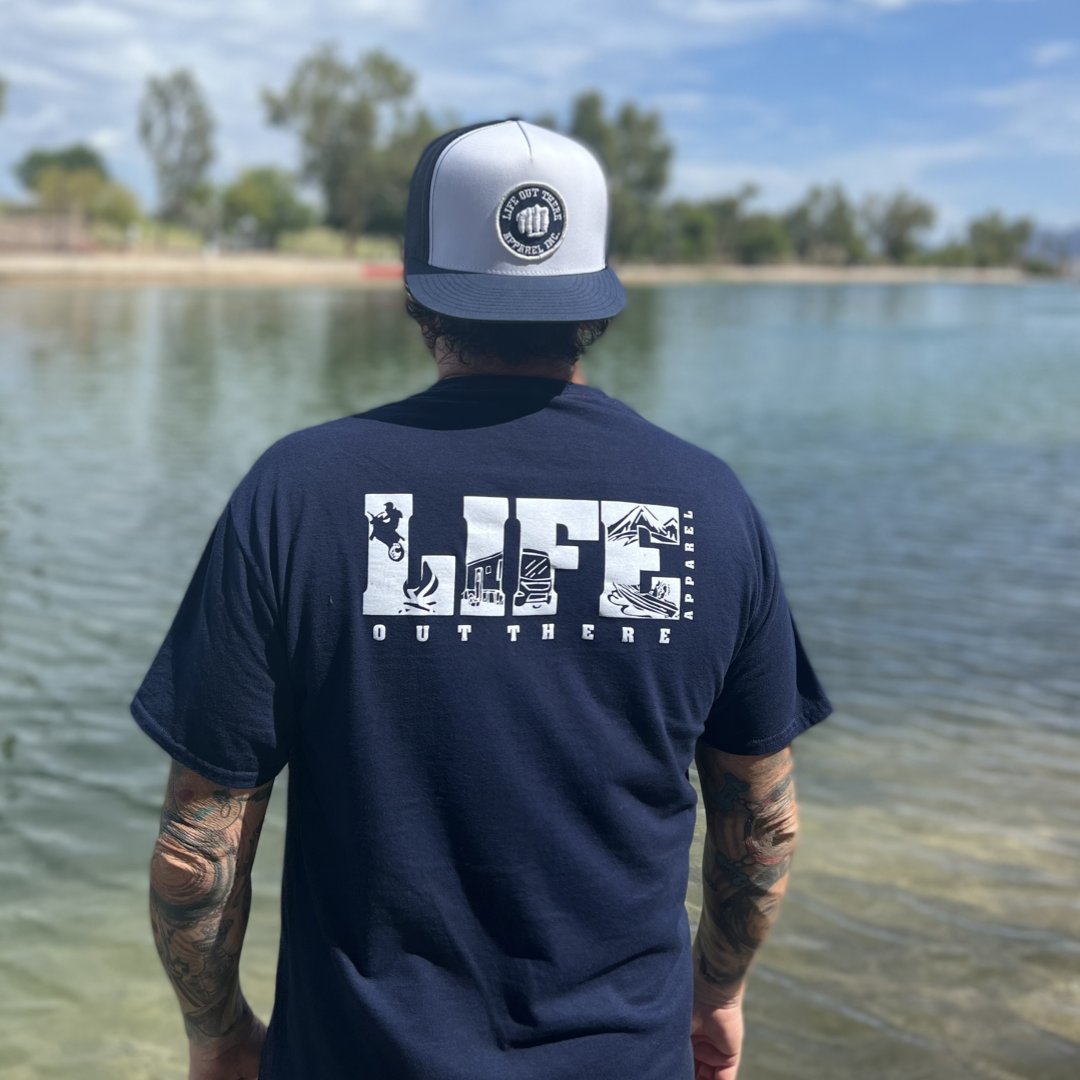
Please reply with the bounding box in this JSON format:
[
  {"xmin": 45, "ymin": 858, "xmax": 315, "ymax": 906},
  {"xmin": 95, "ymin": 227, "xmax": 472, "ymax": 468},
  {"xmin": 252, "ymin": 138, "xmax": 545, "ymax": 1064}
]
[{"xmin": 1029, "ymin": 227, "xmax": 1080, "ymax": 267}]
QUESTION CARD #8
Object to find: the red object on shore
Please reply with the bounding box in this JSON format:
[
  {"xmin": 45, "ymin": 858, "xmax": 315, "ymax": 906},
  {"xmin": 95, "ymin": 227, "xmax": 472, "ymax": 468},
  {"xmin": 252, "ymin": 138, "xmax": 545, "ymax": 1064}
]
[{"xmin": 361, "ymin": 262, "xmax": 404, "ymax": 279}]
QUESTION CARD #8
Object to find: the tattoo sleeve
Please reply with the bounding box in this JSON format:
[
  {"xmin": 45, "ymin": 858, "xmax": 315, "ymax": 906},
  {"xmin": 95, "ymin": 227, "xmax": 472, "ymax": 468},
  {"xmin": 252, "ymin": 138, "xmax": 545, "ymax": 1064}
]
[
  {"xmin": 693, "ymin": 744, "xmax": 798, "ymax": 1001},
  {"xmin": 149, "ymin": 759, "xmax": 273, "ymax": 1046}
]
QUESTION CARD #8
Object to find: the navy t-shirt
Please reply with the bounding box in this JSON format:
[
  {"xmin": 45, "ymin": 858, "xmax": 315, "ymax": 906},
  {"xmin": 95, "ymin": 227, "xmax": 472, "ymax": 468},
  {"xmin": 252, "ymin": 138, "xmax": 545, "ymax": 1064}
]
[{"xmin": 132, "ymin": 376, "xmax": 830, "ymax": 1080}]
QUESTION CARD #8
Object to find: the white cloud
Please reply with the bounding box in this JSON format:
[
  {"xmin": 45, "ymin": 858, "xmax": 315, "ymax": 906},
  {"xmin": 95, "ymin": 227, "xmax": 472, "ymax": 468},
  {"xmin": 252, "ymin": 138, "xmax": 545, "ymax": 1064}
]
[
  {"xmin": 665, "ymin": 0, "xmax": 978, "ymax": 30},
  {"xmin": 0, "ymin": 59, "xmax": 76, "ymax": 91},
  {"xmin": 1029, "ymin": 40, "xmax": 1077, "ymax": 69},
  {"xmin": 329, "ymin": 0, "xmax": 428, "ymax": 22},
  {"xmin": 674, "ymin": 136, "xmax": 989, "ymax": 202},
  {"xmin": 974, "ymin": 77, "xmax": 1080, "ymax": 156},
  {"xmin": 659, "ymin": 0, "xmax": 826, "ymax": 29},
  {"xmin": 852, "ymin": 0, "xmax": 971, "ymax": 9},
  {"xmin": 89, "ymin": 126, "xmax": 125, "ymax": 150},
  {"xmin": 672, "ymin": 134, "xmax": 1033, "ymax": 237},
  {"xmin": 6, "ymin": 103, "xmax": 69, "ymax": 138},
  {"xmin": 818, "ymin": 137, "xmax": 990, "ymax": 190},
  {"xmin": 0, "ymin": 0, "xmax": 1069, "ymax": 225},
  {"xmin": 672, "ymin": 67, "xmax": 1079, "ymax": 227},
  {"xmin": 29, "ymin": 2, "xmax": 135, "ymax": 35}
]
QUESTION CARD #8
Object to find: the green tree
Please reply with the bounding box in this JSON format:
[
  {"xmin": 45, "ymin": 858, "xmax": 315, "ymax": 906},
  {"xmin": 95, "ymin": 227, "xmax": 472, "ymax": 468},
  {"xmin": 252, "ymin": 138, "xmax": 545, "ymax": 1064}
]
[
  {"xmin": 734, "ymin": 213, "xmax": 791, "ymax": 264},
  {"xmin": 967, "ymin": 211, "xmax": 1033, "ymax": 267},
  {"xmin": 222, "ymin": 167, "xmax": 314, "ymax": 247},
  {"xmin": 863, "ymin": 191, "xmax": 937, "ymax": 264},
  {"xmin": 927, "ymin": 241, "xmax": 974, "ymax": 267},
  {"xmin": 15, "ymin": 144, "xmax": 108, "ymax": 190},
  {"xmin": 667, "ymin": 200, "xmax": 719, "ymax": 262},
  {"xmin": 568, "ymin": 91, "xmax": 672, "ymax": 258},
  {"xmin": 263, "ymin": 46, "xmax": 440, "ymax": 244},
  {"xmin": 138, "ymin": 69, "xmax": 216, "ymax": 224},
  {"xmin": 92, "ymin": 179, "xmax": 141, "ymax": 228},
  {"xmin": 14, "ymin": 145, "xmax": 138, "ymax": 227},
  {"xmin": 666, "ymin": 186, "xmax": 758, "ymax": 262},
  {"xmin": 31, "ymin": 166, "xmax": 139, "ymax": 227},
  {"xmin": 783, "ymin": 184, "xmax": 866, "ymax": 264}
]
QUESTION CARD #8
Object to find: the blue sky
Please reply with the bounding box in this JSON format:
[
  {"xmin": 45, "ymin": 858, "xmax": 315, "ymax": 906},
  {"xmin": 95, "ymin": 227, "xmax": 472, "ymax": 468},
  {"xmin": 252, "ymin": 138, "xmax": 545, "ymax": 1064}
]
[{"xmin": 1, "ymin": 0, "xmax": 1077, "ymax": 232}]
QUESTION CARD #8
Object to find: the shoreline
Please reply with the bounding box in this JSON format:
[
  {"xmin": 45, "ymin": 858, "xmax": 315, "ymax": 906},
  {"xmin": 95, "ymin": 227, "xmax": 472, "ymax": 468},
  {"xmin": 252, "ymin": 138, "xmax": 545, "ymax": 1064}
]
[
  {"xmin": 615, "ymin": 262, "xmax": 1034, "ymax": 285},
  {"xmin": 0, "ymin": 251, "xmax": 1044, "ymax": 287},
  {"xmin": 0, "ymin": 252, "xmax": 406, "ymax": 287}
]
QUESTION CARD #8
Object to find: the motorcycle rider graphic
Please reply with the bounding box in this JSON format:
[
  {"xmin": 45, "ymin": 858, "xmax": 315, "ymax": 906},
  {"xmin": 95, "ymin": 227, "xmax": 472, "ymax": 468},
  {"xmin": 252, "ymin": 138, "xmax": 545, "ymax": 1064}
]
[{"xmin": 369, "ymin": 502, "xmax": 405, "ymax": 561}]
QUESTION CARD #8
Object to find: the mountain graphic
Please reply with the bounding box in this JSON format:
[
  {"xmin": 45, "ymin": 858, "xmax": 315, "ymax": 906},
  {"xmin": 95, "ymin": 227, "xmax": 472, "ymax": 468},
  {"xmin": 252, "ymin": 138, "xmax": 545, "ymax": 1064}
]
[{"xmin": 607, "ymin": 505, "xmax": 679, "ymax": 547}]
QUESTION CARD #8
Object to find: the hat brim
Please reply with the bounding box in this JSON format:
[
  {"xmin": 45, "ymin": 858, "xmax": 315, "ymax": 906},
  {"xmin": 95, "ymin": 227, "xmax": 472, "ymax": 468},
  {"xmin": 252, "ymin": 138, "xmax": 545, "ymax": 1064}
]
[{"xmin": 404, "ymin": 258, "xmax": 625, "ymax": 322}]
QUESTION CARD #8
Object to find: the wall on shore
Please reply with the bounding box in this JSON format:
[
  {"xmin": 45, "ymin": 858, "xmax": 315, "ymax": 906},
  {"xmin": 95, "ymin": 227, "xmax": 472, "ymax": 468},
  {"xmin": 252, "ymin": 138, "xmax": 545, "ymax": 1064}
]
[{"xmin": 0, "ymin": 212, "xmax": 93, "ymax": 253}]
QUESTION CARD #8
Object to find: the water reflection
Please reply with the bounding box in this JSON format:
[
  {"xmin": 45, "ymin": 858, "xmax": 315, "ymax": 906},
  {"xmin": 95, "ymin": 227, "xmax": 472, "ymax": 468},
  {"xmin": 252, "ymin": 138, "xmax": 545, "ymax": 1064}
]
[
  {"xmin": 0, "ymin": 283, "xmax": 1078, "ymax": 1079},
  {"xmin": 586, "ymin": 284, "xmax": 663, "ymax": 404}
]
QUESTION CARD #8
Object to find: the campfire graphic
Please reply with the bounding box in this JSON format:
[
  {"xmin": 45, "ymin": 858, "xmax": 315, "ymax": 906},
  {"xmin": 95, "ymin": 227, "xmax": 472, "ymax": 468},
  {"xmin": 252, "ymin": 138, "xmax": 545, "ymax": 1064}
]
[{"xmin": 401, "ymin": 559, "xmax": 440, "ymax": 614}]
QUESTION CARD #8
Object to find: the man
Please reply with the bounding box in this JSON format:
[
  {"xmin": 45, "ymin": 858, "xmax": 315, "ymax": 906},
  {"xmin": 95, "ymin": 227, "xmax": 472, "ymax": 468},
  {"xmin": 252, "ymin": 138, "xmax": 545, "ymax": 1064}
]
[{"xmin": 134, "ymin": 120, "xmax": 830, "ymax": 1080}]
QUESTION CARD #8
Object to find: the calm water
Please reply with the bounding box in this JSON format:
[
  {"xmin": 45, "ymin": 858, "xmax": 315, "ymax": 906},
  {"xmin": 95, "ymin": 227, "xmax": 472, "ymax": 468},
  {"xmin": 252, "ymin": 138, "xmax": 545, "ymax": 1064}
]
[{"xmin": 1, "ymin": 283, "xmax": 1079, "ymax": 1080}]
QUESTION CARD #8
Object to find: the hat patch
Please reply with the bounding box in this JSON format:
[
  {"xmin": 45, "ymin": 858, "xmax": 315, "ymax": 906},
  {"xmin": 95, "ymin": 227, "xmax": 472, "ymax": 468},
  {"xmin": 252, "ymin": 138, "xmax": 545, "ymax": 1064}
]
[{"xmin": 498, "ymin": 184, "xmax": 566, "ymax": 260}]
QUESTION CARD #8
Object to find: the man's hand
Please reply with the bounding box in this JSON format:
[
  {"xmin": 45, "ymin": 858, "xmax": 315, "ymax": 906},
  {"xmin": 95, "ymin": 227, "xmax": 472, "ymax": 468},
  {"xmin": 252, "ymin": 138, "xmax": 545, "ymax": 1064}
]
[
  {"xmin": 188, "ymin": 1009, "xmax": 267, "ymax": 1080},
  {"xmin": 691, "ymin": 744, "xmax": 798, "ymax": 1079},
  {"xmin": 691, "ymin": 986, "xmax": 744, "ymax": 1080}
]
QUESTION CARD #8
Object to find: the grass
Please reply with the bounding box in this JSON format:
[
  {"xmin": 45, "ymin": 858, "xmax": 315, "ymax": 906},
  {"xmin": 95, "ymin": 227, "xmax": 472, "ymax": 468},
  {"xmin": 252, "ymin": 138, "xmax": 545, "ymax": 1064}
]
[{"xmin": 276, "ymin": 228, "xmax": 399, "ymax": 259}]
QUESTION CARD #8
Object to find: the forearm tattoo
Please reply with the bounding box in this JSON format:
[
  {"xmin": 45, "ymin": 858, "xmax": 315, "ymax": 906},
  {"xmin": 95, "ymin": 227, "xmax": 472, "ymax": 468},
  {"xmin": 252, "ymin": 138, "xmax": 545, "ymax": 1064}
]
[
  {"xmin": 149, "ymin": 759, "xmax": 272, "ymax": 1045},
  {"xmin": 694, "ymin": 746, "xmax": 798, "ymax": 995}
]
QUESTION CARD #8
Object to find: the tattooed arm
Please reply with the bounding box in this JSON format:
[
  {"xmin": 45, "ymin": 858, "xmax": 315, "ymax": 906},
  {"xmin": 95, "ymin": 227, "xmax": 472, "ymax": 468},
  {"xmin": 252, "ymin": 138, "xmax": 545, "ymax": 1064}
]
[
  {"xmin": 150, "ymin": 759, "xmax": 273, "ymax": 1080},
  {"xmin": 690, "ymin": 745, "xmax": 799, "ymax": 1080}
]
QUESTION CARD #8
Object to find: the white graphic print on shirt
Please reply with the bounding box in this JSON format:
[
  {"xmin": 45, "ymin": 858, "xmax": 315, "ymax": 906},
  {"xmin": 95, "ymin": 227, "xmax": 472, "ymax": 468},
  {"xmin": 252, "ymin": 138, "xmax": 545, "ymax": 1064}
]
[
  {"xmin": 363, "ymin": 493, "xmax": 456, "ymax": 616},
  {"xmin": 599, "ymin": 502, "xmax": 681, "ymax": 621},
  {"xmin": 363, "ymin": 495, "xmax": 694, "ymax": 622},
  {"xmin": 513, "ymin": 499, "xmax": 600, "ymax": 617},
  {"xmin": 461, "ymin": 496, "xmax": 509, "ymax": 616}
]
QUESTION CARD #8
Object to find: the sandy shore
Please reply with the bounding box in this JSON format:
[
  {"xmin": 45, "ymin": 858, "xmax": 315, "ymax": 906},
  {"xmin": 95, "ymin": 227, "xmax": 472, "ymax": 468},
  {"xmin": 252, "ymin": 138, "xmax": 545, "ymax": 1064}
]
[
  {"xmin": 615, "ymin": 262, "xmax": 1032, "ymax": 285},
  {"xmin": 0, "ymin": 252, "xmax": 406, "ymax": 287},
  {"xmin": 0, "ymin": 251, "xmax": 1036, "ymax": 287}
]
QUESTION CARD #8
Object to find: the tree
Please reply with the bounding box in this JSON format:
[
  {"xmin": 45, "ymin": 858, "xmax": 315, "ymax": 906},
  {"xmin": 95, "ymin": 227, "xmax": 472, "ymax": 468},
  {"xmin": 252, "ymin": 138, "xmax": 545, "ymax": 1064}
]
[
  {"xmin": 263, "ymin": 46, "xmax": 440, "ymax": 243},
  {"xmin": 92, "ymin": 180, "xmax": 141, "ymax": 228},
  {"xmin": 138, "ymin": 69, "xmax": 216, "ymax": 224},
  {"xmin": 783, "ymin": 184, "xmax": 866, "ymax": 264},
  {"xmin": 16, "ymin": 144, "xmax": 108, "ymax": 190},
  {"xmin": 222, "ymin": 167, "xmax": 314, "ymax": 247},
  {"xmin": 14, "ymin": 144, "xmax": 138, "ymax": 227},
  {"xmin": 667, "ymin": 200, "xmax": 719, "ymax": 262},
  {"xmin": 863, "ymin": 191, "xmax": 936, "ymax": 264},
  {"xmin": 734, "ymin": 213, "xmax": 791, "ymax": 264},
  {"xmin": 567, "ymin": 91, "xmax": 672, "ymax": 258},
  {"xmin": 30, "ymin": 166, "xmax": 139, "ymax": 227},
  {"xmin": 666, "ymin": 186, "xmax": 757, "ymax": 262},
  {"xmin": 967, "ymin": 211, "xmax": 1033, "ymax": 267}
]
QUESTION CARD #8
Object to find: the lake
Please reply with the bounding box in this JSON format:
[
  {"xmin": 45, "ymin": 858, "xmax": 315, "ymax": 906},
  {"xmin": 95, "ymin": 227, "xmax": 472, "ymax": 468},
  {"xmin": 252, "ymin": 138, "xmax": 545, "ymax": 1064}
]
[{"xmin": 1, "ymin": 282, "xmax": 1078, "ymax": 1079}]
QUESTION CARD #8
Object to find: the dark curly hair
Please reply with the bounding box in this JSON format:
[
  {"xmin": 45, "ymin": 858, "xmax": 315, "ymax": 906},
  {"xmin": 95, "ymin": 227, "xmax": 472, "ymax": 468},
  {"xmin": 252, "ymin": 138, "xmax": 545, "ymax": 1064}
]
[{"xmin": 405, "ymin": 293, "xmax": 610, "ymax": 366}]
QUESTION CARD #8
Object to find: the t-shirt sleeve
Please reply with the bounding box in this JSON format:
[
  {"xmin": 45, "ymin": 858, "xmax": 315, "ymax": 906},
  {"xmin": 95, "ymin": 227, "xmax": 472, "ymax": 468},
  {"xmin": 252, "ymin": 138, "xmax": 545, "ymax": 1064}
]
[
  {"xmin": 130, "ymin": 502, "xmax": 295, "ymax": 788},
  {"xmin": 701, "ymin": 509, "xmax": 831, "ymax": 755}
]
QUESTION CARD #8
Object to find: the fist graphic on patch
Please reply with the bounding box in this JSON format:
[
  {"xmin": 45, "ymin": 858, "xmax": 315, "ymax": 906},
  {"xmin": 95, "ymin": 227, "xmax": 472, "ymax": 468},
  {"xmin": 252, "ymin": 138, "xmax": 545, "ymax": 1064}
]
[
  {"xmin": 516, "ymin": 204, "xmax": 550, "ymax": 238},
  {"xmin": 497, "ymin": 183, "xmax": 567, "ymax": 259}
]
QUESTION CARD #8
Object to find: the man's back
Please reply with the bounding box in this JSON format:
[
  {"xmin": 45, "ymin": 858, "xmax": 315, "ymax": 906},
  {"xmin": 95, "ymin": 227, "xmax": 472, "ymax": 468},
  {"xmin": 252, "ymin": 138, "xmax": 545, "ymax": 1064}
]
[
  {"xmin": 134, "ymin": 375, "xmax": 828, "ymax": 1079},
  {"xmin": 137, "ymin": 120, "xmax": 830, "ymax": 1080}
]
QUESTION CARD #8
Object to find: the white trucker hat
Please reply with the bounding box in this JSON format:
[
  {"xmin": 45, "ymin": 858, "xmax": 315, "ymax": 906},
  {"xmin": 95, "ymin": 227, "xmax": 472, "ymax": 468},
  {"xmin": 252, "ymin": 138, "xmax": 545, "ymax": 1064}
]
[{"xmin": 404, "ymin": 120, "xmax": 625, "ymax": 321}]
